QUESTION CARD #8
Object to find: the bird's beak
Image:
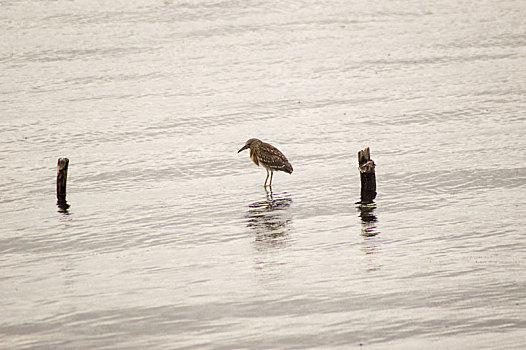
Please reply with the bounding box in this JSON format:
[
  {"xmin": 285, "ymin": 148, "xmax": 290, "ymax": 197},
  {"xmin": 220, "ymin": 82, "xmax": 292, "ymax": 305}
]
[{"xmin": 238, "ymin": 144, "xmax": 249, "ymax": 153}]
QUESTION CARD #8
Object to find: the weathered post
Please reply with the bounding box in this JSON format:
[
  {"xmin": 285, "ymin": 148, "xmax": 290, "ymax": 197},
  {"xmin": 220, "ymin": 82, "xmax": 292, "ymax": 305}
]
[
  {"xmin": 56, "ymin": 158, "xmax": 69, "ymax": 200},
  {"xmin": 358, "ymin": 147, "xmax": 376, "ymax": 203}
]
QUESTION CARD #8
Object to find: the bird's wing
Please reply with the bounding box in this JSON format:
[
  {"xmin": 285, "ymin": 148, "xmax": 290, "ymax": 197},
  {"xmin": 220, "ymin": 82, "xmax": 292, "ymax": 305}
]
[{"xmin": 258, "ymin": 143, "xmax": 291, "ymax": 170}]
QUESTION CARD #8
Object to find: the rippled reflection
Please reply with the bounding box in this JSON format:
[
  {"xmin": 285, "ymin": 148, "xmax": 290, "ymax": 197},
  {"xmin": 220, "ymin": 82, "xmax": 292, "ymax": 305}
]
[
  {"xmin": 246, "ymin": 188, "xmax": 293, "ymax": 247},
  {"xmin": 357, "ymin": 202, "xmax": 382, "ymax": 270},
  {"xmin": 357, "ymin": 202, "xmax": 379, "ymax": 237}
]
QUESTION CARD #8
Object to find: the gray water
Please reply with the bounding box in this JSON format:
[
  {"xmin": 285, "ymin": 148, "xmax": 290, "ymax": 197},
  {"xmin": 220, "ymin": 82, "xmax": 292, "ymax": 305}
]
[{"xmin": 1, "ymin": 0, "xmax": 526, "ymax": 349}]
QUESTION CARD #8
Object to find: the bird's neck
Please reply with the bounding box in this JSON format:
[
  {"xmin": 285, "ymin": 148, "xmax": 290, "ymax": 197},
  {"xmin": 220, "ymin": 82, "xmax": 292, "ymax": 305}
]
[{"xmin": 249, "ymin": 147, "xmax": 259, "ymax": 166}]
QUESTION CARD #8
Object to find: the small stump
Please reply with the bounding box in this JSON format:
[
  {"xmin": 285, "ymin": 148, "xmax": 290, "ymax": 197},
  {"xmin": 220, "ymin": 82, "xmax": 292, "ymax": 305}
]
[
  {"xmin": 358, "ymin": 147, "xmax": 376, "ymax": 203},
  {"xmin": 56, "ymin": 157, "xmax": 69, "ymax": 200},
  {"xmin": 56, "ymin": 158, "xmax": 70, "ymax": 212}
]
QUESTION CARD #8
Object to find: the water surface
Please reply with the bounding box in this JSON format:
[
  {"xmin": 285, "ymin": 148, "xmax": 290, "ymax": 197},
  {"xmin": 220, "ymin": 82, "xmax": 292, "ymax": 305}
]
[{"xmin": 1, "ymin": 0, "xmax": 525, "ymax": 348}]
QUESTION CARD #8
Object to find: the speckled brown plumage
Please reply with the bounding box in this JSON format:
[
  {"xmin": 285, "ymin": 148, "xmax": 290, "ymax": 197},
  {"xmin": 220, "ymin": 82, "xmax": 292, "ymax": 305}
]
[{"xmin": 238, "ymin": 138, "xmax": 293, "ymax": 187}]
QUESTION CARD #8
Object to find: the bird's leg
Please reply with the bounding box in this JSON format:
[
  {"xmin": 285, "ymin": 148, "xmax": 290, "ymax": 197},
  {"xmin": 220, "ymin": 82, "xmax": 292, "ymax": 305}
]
[
  {"xmin": 269, "ymin": 171, "xmax": 274, "ymax": 187},
  {"xmin": 264, "ymin": 169, "xmax": 269, "ymax": 187}
]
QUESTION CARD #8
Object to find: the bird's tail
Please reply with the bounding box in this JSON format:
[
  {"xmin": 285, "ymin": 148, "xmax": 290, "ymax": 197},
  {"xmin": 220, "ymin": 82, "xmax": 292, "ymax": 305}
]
[{"xmin": 283, "ymin": 162, "xmax": 293, "ymax": 174}]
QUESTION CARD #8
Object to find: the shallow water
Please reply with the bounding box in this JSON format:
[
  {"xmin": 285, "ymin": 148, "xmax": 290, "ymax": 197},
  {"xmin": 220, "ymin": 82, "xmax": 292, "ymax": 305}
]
[{"xmin": 1, "ymin": 0, "xmax": 526, "ymax": 348}]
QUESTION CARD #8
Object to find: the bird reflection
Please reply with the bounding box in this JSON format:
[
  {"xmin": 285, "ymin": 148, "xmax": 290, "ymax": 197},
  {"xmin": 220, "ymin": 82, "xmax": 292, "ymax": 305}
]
[
  {"xmin": 357, "ymin": 202, "xmax": 379, "ymax": 237},
  {"xmin": 246, "ymin": 188, "xmax": 292, "ymax": 247}
]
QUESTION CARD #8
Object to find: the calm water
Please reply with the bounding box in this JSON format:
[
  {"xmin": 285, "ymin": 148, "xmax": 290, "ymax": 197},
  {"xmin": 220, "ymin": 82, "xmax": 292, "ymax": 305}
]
[{"xmin": 1, "ymin": 0, "xmax": 526, "ymax": 349}]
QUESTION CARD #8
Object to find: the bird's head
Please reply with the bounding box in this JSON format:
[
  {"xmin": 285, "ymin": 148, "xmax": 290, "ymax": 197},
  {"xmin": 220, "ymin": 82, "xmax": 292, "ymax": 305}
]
[{"xmin": 238, "ymin": 138, "xmax": 261, "ymax": 153}]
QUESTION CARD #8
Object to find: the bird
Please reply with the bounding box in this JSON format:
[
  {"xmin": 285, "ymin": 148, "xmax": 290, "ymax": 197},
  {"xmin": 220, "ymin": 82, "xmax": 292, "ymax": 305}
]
[{"xmin": 238, "ymin": 138, "xmax": 293, "ymax": 187}]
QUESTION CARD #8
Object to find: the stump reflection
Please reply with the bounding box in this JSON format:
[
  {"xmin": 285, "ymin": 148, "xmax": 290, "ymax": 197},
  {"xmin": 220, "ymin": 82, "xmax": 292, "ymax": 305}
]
[{"xmin": 357, "ymin": 202, "xmax": 379, "ymax": 237}]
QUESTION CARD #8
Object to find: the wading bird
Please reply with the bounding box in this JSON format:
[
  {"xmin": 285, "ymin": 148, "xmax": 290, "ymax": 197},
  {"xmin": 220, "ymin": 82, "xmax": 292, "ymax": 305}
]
[{"xmin": 238, "ymin": 138, "xmax": 293, "ymax": 187}]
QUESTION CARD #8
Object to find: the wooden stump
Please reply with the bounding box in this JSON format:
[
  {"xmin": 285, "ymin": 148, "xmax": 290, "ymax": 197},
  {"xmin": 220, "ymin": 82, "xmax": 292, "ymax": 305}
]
[
  {"xmin": 56, "ymin": 158, "xmax": 69, "ymax": 200},
  {"xmin": 358, "ymin": 147, "xmax": 376, "ymax": 203}
]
